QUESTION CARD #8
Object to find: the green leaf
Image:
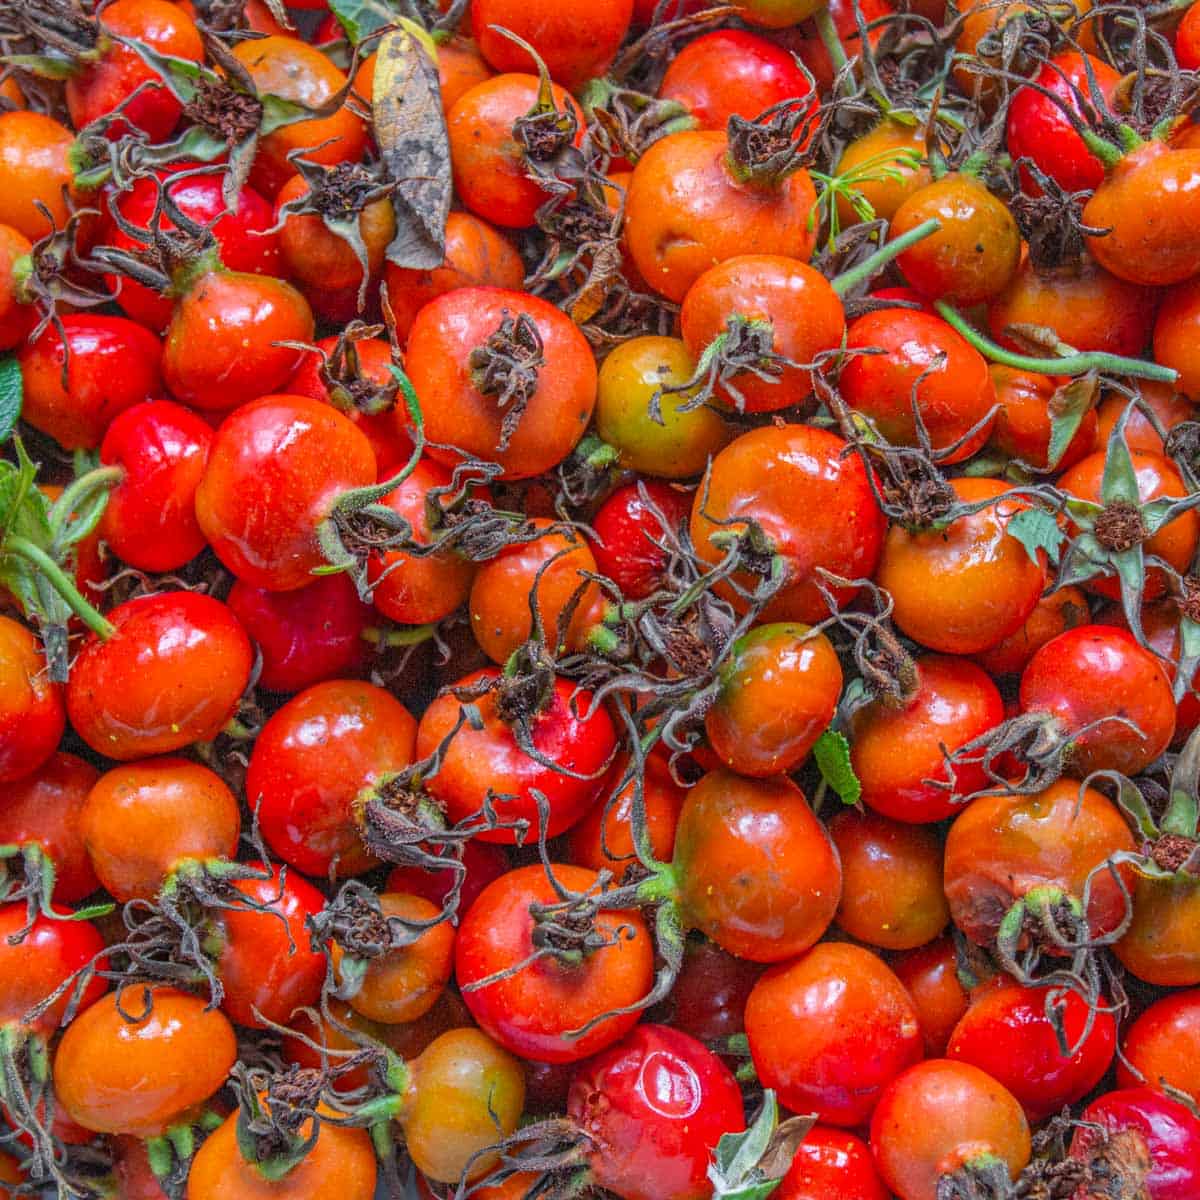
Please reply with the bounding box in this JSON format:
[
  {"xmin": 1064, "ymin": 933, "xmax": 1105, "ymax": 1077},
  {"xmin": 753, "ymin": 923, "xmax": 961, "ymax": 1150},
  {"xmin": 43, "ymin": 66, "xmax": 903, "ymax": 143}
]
[
  {"xmin": 1045, "ymin": 375, "xmax": 1098, "ymax": 471},
  {"xmin": 709, "ymin": 1092, "xmax": 816, "ymax": 1200},
  {"xmin": 328, "ymin": 0, "xmax": 404, "ymax": 43},
  {"xmin": 1099, "ymin": 400, "xmax": 1141, "ymax": 505},
  {"xmin": 813, "ymin": 729, "xmax": 861, "ymax": 806},
  {"xmin": 374, "ymin": 27, "xmax": 451, "ymax": 271},
  {"xmin": 0, "ymin": 358, "xmax": 21, "ymax": 444},
  {"xmin": 1006, "ymin": 507, "xmax": 1067, "ymax": 566}
]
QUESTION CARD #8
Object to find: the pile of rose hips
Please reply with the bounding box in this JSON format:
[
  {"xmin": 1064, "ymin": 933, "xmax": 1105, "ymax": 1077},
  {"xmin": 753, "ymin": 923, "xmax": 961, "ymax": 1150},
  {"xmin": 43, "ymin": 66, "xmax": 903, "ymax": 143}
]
[{"xmin": 4, "ymin": 0, "xmax": 1200, "ymax": 1196}]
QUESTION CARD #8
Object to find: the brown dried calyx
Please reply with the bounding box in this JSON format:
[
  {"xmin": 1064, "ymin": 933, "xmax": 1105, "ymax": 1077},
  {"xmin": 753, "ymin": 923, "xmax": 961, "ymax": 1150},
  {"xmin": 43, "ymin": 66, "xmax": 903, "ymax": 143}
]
[
  {"xmin": 1008, "ymin": 165, "xmax": 1110, "ymax": 273},
  {"xmin": 182, "ymin": 78, "xmax": 264, "ymax": 144},
  {"xmin": 1149, "ymin": 832, "xmax": 1199, "ymax": 873},
  {"xmin": 469, "ymin": 310, "xmax": 545, "ymax": 453},
  {"xmin": 1094, "ymin": 500, "xmax": 1148, "ymax": 553}
]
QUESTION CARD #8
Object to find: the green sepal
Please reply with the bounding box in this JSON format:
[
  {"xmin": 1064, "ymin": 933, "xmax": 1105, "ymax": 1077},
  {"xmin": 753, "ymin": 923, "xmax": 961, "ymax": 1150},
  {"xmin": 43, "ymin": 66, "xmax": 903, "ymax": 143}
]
[
  {"xmin": 813, "ymin": 729, "xmax": 861, "ymax": 806},
  {"xmin": 1006, "ymin": 507, "xmax": 1067, "ymax": 566}
]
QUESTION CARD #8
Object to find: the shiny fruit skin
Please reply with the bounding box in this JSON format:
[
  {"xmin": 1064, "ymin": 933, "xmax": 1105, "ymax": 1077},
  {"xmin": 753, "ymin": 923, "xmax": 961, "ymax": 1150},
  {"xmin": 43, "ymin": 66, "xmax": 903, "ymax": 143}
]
[
  {"xmin": 385, "ymin": 841, "xmax": 510, "ymax": 922},
  {"xmin": 1020, "ymin": 625, "xmax": 1176, "ymax": 777},
  {"xmin": 679, "ymin": 254, "xmax": 846, "ymax": 412},
  {"xmin": 746, "ymin": 943, "xmax": 924, "ymax": 1126},
  {"xmin": 657, "ymin": 938, "xmax": 762, "ymax": 1047},
  {"xmin": 1118, "ymin": 989, "xmax": 1200, "ymax": 1102},
  {"xmin": 1007, "ymin": 53, "xmax": 1121, "ymax": 194},
  {"xmin": 705, "ymin": 623, "xmax": 842, "ymax": 778},
  {"xmin": 841, "ymin": 309, "xmax": 995, "ymax": 461},
  {"xmin": 0, "ymin": 224, "xmax": 34, "ymax": 351},
  {"xmin": 986, "ymin": 366, "xmax": 1098, "ymax": 472},
  {"xmin": 829, "ymin": 809, "xmax": 949, "ymax": 950},
  {"xmin": 891, "ymin": 936, "xmax": 970, "ymax": 1058},
  {"xmin": 81, "ymin": 757, "xmax": 240, "ymax": 902},
  {"xmin": 1153, "ymin": 276, "xmax": 1200, "ymax": 399},
  {"xmin": 0, "ymin": 903, "xmax": 106, "ymax": 1033},
  {"xmin": 416, "ymin": 669, "xmax": 616, "ymax": 845},
  {"xmin": 186, "ymin": 1105, "xmax": 377, "ymax": 1200},
  {"xmin": 589, "ymin": 481, "xmax": 693, "ymax": 600},
  {"xmin": 1084, "ymin": 143, "xmax": 1200, "ymax": 286},
  {"xmin": 404, "ymin": 287, "xmax": 597, "ymax": 480},
  {"xmin": 1070, "ymin": 1088, "xmax": 1200, "ymax": 1200},
  {"xmin": 660, "ymin": 30, "xmax": 815, "ymax": 132},
  {"xmin": 195, "ymin": 394, "xmax": 377, "ymax": 592},
  {"xmin": 66, "ymin": 592, "xmax": 253, "ymax": 760},
  {"xmin": 98, "ymin": 399, "xmax": 212, "ymax": 571},
  {"xmin": 594, "ymin": 335, "xmax": 731, "ymax": 477},
  {"xmin": 870, "ymin": 1060, "xmax": 1031, "ymax": 1200},
  {"xmin": 877, "ymin": 478, "xmax": 1045, "ymax": 655},
  {"xmin": 834, "ymin": 119, "xmax": 931, "ymax": 226},
  {"xmin": 625, "ymin": 130, "xmax": 818, "ymax": 303},
  {"xmin": 226, "ymin": 573, "xmax": 370, "ymax": 693},
  {"xmin": 471, "ymin": 0, "xmax": 632, "ymax": 90},
  {"xmin": 973, "ymin": 585, "xmax": 1090, "ymax": 678},
  {"xmin": 672, "ymin": 770, "xmax": 841, "ymax": 962},
  {"xmin": 943, "ymin": 779, "xmax": 1137, "ymax": 947},
  {"xmin": 446, "ymin": 75, "xmax": 586, "ymax": 229},
  {"xmin": 567, "ymin": 766, "xmax": 683, "ymax": 875},
  {"xmin": 65, "ymin": 0, "xmax": 203, "ymax": 140},
  {"xmin": 248, "ymin": 680, "xmax": 416, "ymax": 877},
  {"xmin": 55, "ymin": 988, "xmax": 237, "ymax": 1137},
  {"xmin": 18, "ymin": 315, "xmax": 163, "ymax": 451},
  {"xmin": 383, "ymin": 211, "xmax": 523, "ymax": 341},
  {"xmin": 335, "ymin": 892, "xmax": 455, "ymax": 1025},
  {"xmin": 0, "ymin": 112, "xmax": 76, "ymax": 240},
  {"xmin": 778, "ymin": 1127, "xmax": 889, "ymax": 1200},
  {"xmin": 850, "ymin": 655, "xmax": 1004, "ymax": 824},
  {"xmin": 162, "ymin": 271, "xmax": 314, "ymax": 413},
  {"xmin": 0, "ymin": 614, "xmax": 65, "ymax": 783},
  {"xmin": 455, "ymin": 863, "xmax": 654, "ymax": 1063},
  {"xmin": 690, "ymin": 423, "xmax": 886, "ymax": 623},
  {"xmin": 1115, "ymin": 871, "xmax": 1200, "ymax": 986},
  {"xmin": 231, "ymin": 36, "xmax": 366, "ymax": 198},
  {"xmin": 947, "ymin": 980, "xmax": 1116, "ymax": 1120},
  {"xmin": 568, "ymin": 1024, "xmax": 745, "ymax": 1200},
  {"xmin": 890, "ymin": 174, "xmax": 1020, "ymax": 304},
  {"xmin": 987, "ymin": 254, "xmax": 1155, "ymax": 358},
  {"xmin": 0, "ymin": 752, "xmax": 99, "ymax": 902},
  {"xmin": 401, "ymin": 1027, "xmax": 526, "ymax": 1184}
]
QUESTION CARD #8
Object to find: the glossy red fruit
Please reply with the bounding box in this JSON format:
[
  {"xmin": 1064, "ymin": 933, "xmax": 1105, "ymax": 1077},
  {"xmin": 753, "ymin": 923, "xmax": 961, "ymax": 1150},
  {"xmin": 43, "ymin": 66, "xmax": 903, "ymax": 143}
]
[
  {"xmin": 105, "ymin": 170, "xmax": 280, "ymax": 330},
  {"xmin": 385, "ymin": 840, "xmax": 510, "ymax": 922},
  {"xmin": 66, "ymin": 592, "xmax": 253, "ymax": 760},
  {"xmin": 1020, "ymin": 625, "xmax": 1176, "ymax": 777},
  {"xmin": 1118, "ymin": 990, "xmax": 1200, "ymax": 1103},
  {"xmin": 0, "ymin": 752, "xmax": 99, "ymax": 902},
  {"xmin": 1071, "ymin": 1089, "xmax": 1200, "ymax": 1200},
  {"xmin": 247, "ymin": 680, "xmax": 416, "ymax": 877},
  {"xmin": 18, "ymin": 315, "xmax": 163, "ymax": 450},
  {"xmin": 590, "ymin": 481, "xmax": 692, "ymax": 601},
  {"xmin": 0, "ymin": 903, "xmax": 107, "ymax": 1034},
  {"xmin": 841, "ymin": 308, "xmax": 995, "ymax": 461},
  {"xmin": 471, "ymin": 0, "xmax": 632, "ymax": 90},
  {"xmin": 0, "ymin": 224, "xmax": 35, "ymax": 352},
  {"xmin": 947, "ymin": 980, "xmax": 1116, "ymax": 1120},
  {"xmin": 195, "ymin": 394, "xmax": 377, "ymax": 592},
  {"xmin": 98, "ymin": 399, "xmax": 212, "ymax": 571},
  {"xmin": 851, "ymin": 655, "xmax": 1004, "ymax": 823},
  {"xmin": 871, "ymin": 1060, "xmax": 1031, "ymax": 1200},
  {"xmin": 891, "ymin": 936, "xmax": 970, "ymax": 1058},
  {"xmin": 778, "ymin": 1127, "xmax": 889, "ymax": 1200},
  {"xmin": 1007, "ymin": 53, "xmax": 1121, "ymax": 194},
  {"xmin": 659, "ymin": 29, "xmax": 816, "ymax": 132},
  {"xmin": 568, "ymin": 1024, "xmax": 745, "ymax": 1200},
  {"xmin": 65, "ymin": 0, "xmax": 203, "ymax": 140},
  {"xmin": 658, "ymin": 938, "xmax": 762, "ymax": 1048},
  {"xmin": 416, "ymin": 669, "xmax": 617, "ymax": 844},
  {"xmin": 226, "ymin": 573, "xmax": 371, "ymax": 693},
  {"xmin": 403, "ymin": 287, "xmax": 597, "ymax": 480},
  {"xmin": 690, "ymin": 423, "xmax": 886, "ymax": 623},
  {"xmin": 746, "ymin": 943, "xmax": 924, "ymax": 1126},
  {"xmin": 211, "ymin": 864, "xmax": 327, "ymax": 1029},
  {"xmin": 0, "ymin": 614, "xmax": 65, "ymax": 783},
  {"xmin": 456, "ymin": 863, "xmax": 654, "ymax": 1062}
]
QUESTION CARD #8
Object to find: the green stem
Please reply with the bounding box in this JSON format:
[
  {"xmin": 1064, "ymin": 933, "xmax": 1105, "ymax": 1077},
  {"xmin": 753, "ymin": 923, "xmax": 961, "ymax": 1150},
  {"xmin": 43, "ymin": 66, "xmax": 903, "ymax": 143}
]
[
  {"xmin": 361, "ymin": 623, "xmax": 437, "ymax": 647},
  {"xmin": 830, "ymin": 217, "xmax": 941, "ymax": 297},
  {"xmin": 934, "ymin": 301, "xmax": 1178, "ymax": 383},
  {"xmin": 813, "ymin": 5, "xmax": 850, "ymax": 85},
  {"xmin": 49, "ymin": 465, "xmax": 123, "ymax": 530},
  {"xmin": 5, "ymin": 536, "xmax": 115, "ymax": 639}
]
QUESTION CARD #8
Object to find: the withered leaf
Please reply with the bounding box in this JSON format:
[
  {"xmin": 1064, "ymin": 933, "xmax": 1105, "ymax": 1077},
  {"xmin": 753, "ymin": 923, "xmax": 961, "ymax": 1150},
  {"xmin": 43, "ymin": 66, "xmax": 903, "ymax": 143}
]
[{"xmin": 373, "ymin": 26, "xmax": 450, "ymax": 272}]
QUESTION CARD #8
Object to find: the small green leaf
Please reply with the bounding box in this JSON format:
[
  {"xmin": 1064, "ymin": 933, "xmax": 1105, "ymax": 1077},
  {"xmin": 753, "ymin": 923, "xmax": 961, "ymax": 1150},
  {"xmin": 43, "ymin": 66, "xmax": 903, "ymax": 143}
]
[
  {"xmin": 328, "ymin": 0, "xmax": 403, "ymax": 43},
  {"xmin": 1099, "ymin": 401, "xmax": 1141, "ymax": 505},
  {"xmin": 813, "ymin": 729, "xmax": 861, "ymax": 806},
  {"xmin": 1006, "ymin": 507, "xmax": 1067, "ymax": 566},
  {"xmin": 1045, "ymin": 375, "xmax": 1098, "ymax": 471},
  {"xmin": 0, "ymin": 358, "xmax": 21, "ymax": 444}
]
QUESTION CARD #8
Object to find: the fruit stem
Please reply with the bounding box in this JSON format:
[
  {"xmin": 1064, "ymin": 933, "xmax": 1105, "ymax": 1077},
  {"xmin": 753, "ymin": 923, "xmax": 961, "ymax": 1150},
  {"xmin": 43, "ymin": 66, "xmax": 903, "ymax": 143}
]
[
  {"xmin": 830, "ymin": 217, "xmax": 941, "ymax": 296},
  {"xmin": 933, "ymin": 301, "xmax": 1177, "ymax": 382},
  {"xmin": 813, "ymin": 5, "xmax": 850, "ymax": 82},
  {"xmin": 4, "ymin": 536, "xmax": 115, "ymax": 640}
]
